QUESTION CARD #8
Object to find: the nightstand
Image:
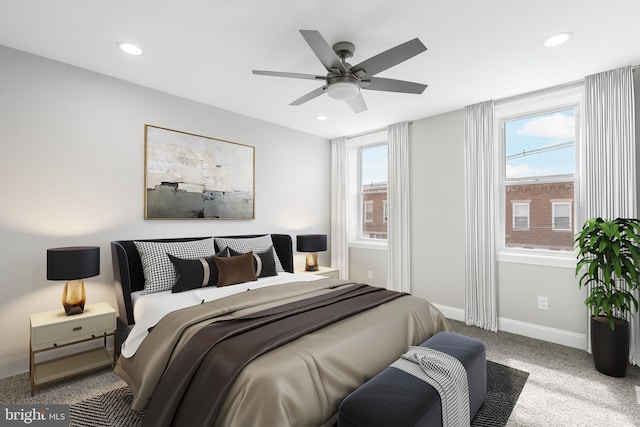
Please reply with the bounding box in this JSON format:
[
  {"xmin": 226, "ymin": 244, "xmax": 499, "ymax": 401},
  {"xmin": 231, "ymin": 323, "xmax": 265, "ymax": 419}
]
[
  {"xmin": 295, "ymin": 266, "xmax": 340, "ymax": 279},
  {"xmin": 29, "ymin": 302, "xmax": 116, "ymax": 396}
]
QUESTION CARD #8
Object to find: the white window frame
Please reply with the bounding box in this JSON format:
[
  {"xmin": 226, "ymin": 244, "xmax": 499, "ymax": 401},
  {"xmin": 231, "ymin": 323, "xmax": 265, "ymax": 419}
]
[
  {"xmin": 347, "ymin": 130, "xmax": 388, "ymax": 250},
  {"xmin": 495, "ymin": 85, "xmax": 583, "ymax": 268},
  {"xmin": 364, "ymin": 201, "xmax": 374, "ymax": 222},
  {"xmin": 383, "ymin": 200, "xmax": 388, "ymax": 223},
  {"xmin": 512, "ymin": 202, "xmax": 530, "ymax": 230},
  {"xmin": 552, "ymin": 201, "xmax": 573, "ymax": 231}
]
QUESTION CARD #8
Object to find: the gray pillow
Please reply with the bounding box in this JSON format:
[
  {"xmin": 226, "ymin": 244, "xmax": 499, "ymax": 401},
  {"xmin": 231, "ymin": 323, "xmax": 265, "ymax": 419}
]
[{"xmin": 215, "ymin": 235, "xmax": 284, "ymax": 272}]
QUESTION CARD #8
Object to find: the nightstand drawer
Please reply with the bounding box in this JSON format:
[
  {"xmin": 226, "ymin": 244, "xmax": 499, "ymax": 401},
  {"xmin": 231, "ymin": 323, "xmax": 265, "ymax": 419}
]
[{"xmin": 32, "ymin": 313, "xmax": 114, "ymax": 349}]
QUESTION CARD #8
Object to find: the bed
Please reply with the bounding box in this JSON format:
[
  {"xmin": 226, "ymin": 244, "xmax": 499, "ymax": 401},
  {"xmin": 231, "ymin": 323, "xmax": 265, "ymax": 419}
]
[{"xmin": 111, "ymin": 234, "xmax": 451, "ymax": 427}]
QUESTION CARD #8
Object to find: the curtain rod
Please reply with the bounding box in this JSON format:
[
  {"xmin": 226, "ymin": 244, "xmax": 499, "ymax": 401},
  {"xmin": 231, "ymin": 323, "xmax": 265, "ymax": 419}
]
[
  {"xmin": 495, "ymin": 79, "xmax": 584, "ymax": 105},
  {"xmin": 496, "ymin": 64, "xmax": 639, "ymax": 105},
  {"xmin": 345, "ymin": 121, "xmax": 412, "ymax": 140}
]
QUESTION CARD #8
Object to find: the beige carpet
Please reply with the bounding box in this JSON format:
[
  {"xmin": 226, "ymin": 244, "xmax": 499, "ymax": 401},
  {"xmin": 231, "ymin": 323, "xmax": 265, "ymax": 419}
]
[
  {"xmin": 449, "ymin": 320, "xmax": 640, "ymax": 427},
  {"xmin": 2, "ymin": 319, "xmax": 639, "ymax": 426}
]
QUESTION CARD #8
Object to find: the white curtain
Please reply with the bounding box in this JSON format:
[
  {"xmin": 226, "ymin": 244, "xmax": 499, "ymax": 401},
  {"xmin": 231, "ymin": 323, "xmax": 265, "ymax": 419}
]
[
  {"xmin": 330, "ymin": 136, "xmax": 350, "ymax": 279},
  {"xmin": 583, "ymin": 65, "xmax": 638, "ymax": 365},
  {"xmin": 387, "ymin": 122, "xmax": 411, "ymax": 293},
  {"xmin": 463, "ymin": 100, "xmax": 498, "ymax": 331}
]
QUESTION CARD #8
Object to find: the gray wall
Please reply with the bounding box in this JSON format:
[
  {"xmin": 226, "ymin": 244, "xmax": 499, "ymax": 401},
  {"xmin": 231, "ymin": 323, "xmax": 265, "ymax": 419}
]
[
  {"xmin": 349, "ymin": 247, "xmax": 388, "ymax": 288},
  {"xmin": 0, "ymin": 45, "xmax": 330, "ymax": 377},
  {"xmin": 409, "ymin": 111, "xmax": 467, "ymax": 309}
]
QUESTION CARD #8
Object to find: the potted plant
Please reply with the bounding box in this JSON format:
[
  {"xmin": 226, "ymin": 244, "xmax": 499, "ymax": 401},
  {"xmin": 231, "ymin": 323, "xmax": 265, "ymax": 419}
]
[{"xmin": 575, "ymin": 217, "xmax": 640, "ymax": 377}]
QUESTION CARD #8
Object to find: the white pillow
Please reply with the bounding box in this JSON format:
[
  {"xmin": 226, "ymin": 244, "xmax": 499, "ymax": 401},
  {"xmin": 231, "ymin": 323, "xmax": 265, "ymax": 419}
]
[
  {"xmin": 134, "ymin": 238, "xmax": 216, "ymax": 294},
  {"xmin": 214, "ymin": 235, "xmax": 284, "ymax": 272}
]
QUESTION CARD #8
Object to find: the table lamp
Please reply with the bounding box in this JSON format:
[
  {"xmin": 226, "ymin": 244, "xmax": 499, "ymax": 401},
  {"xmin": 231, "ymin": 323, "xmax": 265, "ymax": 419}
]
[
  {"xmin": 47, "ymin": 246, "xmax": 100, "ymax": 315},
  {"xmin": 296, "ymin": 234, "xmax": 327, "ymax": 272}
]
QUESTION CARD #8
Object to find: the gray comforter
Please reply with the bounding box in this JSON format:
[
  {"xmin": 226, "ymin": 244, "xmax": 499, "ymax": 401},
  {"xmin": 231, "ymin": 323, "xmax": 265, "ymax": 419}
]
[{"xmin": 114, "ymin": 278, "xmax": 451, "ymax": 426}]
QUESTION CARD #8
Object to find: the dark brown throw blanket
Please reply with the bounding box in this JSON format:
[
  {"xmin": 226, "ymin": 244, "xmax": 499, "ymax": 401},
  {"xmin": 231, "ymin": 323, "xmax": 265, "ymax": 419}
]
[{"xmin": 142, "ymin": 284, "xmax": 406, "ymax": 427}]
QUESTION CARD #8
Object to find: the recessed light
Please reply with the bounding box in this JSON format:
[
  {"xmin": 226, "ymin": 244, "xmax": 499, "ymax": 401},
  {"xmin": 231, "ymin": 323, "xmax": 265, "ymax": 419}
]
[
  {"xmin": 315, "ymin": 115, "xmax": 328, "ymax": 121},
  {"xmin": 542, "ymin": 32, "xmax": 573, "ymax": 47},
  {"xmin": 117, "ymin": 42, "xmax": 143, "ymax": 56}
]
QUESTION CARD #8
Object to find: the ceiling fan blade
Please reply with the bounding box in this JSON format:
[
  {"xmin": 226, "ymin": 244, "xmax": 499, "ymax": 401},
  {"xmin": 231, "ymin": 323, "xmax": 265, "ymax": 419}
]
[
  {"xmin": 252, "ymin": 70, "xmax": 326, "ymax": 81},
  {"xmin": 361, "ymin": 77, "xmax": 427, "ymax": 94},
  {"xmin": 299, "ymin": 30, "xmax": 348, "ymax": 74},
  {"xmin": 290, "ymin": 85, "xmax": 327, "ymax": 106},
  {"xmin": 351, "ymin": 38, "xmax": 427, "ymax": 78},
  {"xmin": 346, "ymin": 92, "xmax": 367, "ymax": 113}
]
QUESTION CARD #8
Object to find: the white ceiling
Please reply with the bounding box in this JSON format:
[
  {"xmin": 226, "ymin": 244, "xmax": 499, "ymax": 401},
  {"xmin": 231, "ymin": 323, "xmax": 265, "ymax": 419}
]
[{"xmin": 1, "ymin": 1, "xmax": 639, "ymax": 139}]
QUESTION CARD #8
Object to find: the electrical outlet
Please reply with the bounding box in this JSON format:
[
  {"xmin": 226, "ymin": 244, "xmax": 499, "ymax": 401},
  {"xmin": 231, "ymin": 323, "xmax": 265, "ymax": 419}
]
[
  {"xmin": 538, "ymin": 296, "xmax": 549, "ymax": 311},
  {"xmin": 367, "ymin": 270, "xmax": 373, "ymax": 279}
]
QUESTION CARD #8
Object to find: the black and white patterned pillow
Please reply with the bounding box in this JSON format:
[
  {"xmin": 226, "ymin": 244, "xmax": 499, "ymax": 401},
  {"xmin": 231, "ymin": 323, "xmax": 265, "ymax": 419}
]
[
  {"xmin": 215, "ymin": 235, "xmax": 284, "ymax": 272},
  {"xmin": 134, "ymin": 238, "xmax": 216, "ymax": 294}
]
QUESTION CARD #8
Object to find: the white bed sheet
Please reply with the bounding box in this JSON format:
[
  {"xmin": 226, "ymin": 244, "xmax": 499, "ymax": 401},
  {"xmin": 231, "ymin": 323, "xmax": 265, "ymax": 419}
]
[{"xmin": 121, "ymin": 272, "xmax": 323, "ymax": 358}]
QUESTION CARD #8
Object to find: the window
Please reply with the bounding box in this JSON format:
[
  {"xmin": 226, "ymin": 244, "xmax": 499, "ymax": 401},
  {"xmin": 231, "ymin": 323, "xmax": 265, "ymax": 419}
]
[
  {"xmin": 552, "ymin": 201, "xmax": 572, "ymax": 231},
  {"xmin": 359, "ymin": 143, "xmax": 388, "ymax": 240},
  {"xmin": 512, "ymin": 202, "xmax": 530, "ymax": 230},
  {"xmin": 347, "ymin": 131, "xmax": 389, "ymax": 246},
  {"xmin": 497, "ymin": 85, "xmax": 582, "ymax": 261},
  {"xmin": 383, "ymin": 200, "xmax": 388, "ymax": 223},
  {"xmin": 364, "ymin": 201, "xmax": 373, "ymax": 222}
]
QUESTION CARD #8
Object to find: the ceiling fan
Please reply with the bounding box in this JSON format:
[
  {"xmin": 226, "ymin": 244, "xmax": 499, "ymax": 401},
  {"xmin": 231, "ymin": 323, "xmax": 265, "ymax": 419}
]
[{"xmin": 252, "ymin": 30, "xmax": 428, "ymax": 113}]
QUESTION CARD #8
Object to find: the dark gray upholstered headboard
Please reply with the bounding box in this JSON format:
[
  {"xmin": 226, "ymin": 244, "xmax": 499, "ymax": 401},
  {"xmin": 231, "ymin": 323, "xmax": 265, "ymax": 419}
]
[{"xmin": 111, "ymin": 234, "xmax": 294, "ymax": 351}]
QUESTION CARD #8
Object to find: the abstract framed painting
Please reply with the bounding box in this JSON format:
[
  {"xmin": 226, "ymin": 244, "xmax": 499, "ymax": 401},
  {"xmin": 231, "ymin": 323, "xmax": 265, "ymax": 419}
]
[{"xmin": 144, "ymin": 125, "xmax": 255, "ymax": 219}]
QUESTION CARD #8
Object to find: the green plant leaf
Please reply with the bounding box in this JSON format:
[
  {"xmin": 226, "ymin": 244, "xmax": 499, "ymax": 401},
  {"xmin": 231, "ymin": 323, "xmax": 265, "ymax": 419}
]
[{"xmin": 576, "ymin": 217, "xmax": 640, "ymax": 324}]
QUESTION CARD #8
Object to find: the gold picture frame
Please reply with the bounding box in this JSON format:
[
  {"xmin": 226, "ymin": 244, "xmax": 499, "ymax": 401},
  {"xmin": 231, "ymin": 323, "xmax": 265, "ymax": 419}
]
[{"xmin": 144, "ymin": 125, "xmax": 255, "ymax": 219}]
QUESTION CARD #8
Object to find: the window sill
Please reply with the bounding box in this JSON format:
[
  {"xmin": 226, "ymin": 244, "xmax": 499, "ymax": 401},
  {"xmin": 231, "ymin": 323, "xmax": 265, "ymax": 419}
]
[
  {"xmin": 497, "ymin": 248, "xmax": 577, "ymax": 269},
  {"xmin": 349, "ymin": 240, "xmax": 388, "ymax": 251}
]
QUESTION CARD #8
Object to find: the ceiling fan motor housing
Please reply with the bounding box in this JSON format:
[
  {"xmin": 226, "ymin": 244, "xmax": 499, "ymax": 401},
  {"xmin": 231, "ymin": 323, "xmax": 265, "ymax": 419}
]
[{"xmin": 332, "ymin": 41, "xmax": 355, "ymax": 61}]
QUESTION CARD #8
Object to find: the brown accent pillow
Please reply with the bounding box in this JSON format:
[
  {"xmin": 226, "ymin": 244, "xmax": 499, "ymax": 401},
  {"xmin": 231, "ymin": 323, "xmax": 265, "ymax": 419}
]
[{"xmin": 214, "ymin": 251, "xmax": 257, "ymax": 287}]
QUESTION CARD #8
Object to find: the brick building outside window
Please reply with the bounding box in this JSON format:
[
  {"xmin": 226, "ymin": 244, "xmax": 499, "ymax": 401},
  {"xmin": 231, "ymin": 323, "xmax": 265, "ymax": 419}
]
[
  {"xmin": 362, "ymin": 182, "xmax": 387, "ymax": 239},
  {"xmin": 505, "ymin": 175, "xmax": 574, "ymax": 250}
]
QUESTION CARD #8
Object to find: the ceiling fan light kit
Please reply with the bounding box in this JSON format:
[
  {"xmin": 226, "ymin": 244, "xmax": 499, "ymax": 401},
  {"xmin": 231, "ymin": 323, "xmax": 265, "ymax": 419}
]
[
  {"xmin": 253, "ymin": 30, "xmax": 428, "ymax": 113},
  {"xmin": 326, "ymin": 78, "xmax": 360, "ymax": 100}
]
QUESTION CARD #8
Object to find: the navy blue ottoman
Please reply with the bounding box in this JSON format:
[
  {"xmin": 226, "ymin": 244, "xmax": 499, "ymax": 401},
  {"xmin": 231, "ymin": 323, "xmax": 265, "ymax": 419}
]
[{"xmin": 338, "ymin": 332, "xmax": 486, "ymax": 427}]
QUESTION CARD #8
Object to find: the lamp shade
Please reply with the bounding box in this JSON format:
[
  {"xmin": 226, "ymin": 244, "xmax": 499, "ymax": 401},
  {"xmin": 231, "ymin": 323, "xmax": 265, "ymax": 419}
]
[
  {"xmin": 296, "ymin": 234, "xmax": 327, "ymax": 253},
  {"xmin": 47, "ymin": 246, "xmax": 100, "ymax": 280}
]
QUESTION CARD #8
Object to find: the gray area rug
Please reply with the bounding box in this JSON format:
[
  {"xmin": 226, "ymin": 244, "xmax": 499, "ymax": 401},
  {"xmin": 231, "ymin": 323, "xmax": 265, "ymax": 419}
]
[
  {"xmin": 472, "ymin": 360, "xmax": 529, "ymax": 426},
  {"xmin": 69, "ymin": 360, "xmax": 528, "ymax": 426}
]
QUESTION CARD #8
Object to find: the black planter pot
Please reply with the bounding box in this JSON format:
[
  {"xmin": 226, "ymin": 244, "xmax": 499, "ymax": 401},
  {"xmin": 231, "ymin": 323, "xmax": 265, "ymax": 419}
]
[{"xmin": 590, "ymin": 316, "xmax": 629, "ymax": 378}]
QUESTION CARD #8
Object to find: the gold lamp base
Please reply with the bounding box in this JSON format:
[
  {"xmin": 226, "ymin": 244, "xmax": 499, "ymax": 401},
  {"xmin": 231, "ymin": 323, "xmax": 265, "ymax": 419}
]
[
  {"xmin": 62, "ymin": 279, "xmax": 86, "ymax": 316},
  {"xmin": 305, "ymin": 253, "xmax": 319, "ymax": 271}
]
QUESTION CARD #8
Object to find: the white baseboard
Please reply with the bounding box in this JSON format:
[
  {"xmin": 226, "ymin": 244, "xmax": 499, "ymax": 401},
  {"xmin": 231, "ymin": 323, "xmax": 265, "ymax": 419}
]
[
  {"xmin": 498, "ymin": 317, "xmax": 587, "ymax": 350},
  {"xmin": 433, "ymin": 303, "xmax": 587, "ymax": 350},
  {"xmin": 432, "ymin": 303, "xmax": 465, "ymax": 322}
]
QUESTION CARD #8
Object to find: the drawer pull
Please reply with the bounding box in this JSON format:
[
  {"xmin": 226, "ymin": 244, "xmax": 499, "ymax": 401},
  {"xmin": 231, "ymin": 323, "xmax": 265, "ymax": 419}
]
[{"xmin": 72, "ymin": 326, "xmax": 82, "ymax": 332}]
